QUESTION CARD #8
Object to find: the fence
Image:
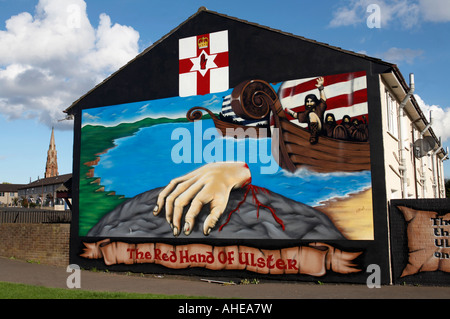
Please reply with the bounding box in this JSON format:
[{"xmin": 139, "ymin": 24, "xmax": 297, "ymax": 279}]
[{"xmin": 0, "ymin": 208, "xmax": 71, "ymax": 224}]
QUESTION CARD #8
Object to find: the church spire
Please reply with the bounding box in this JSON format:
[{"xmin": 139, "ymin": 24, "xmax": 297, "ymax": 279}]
[{"xmin": 45, "ymin": 127, "xmax": 59, "ymax": 178}]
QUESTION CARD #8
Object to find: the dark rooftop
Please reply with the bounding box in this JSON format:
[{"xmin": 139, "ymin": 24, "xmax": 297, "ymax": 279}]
[
  {"xmin": 18, "ymin": 174, "xmax": 72, "ymax": 189},
  {"xmin": 0, "ymin": 184, "xmax": 26, "ymax": 192}
]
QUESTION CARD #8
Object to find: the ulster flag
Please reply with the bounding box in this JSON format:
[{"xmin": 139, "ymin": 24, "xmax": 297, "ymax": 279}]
[{"xmin": 179, "ymin": 30, "xmax": 229, "ymax": 97}]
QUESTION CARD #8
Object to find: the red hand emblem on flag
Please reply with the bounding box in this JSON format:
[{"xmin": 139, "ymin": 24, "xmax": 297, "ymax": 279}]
[{"xmin": 200, "ymin": 52, "xmax": 207, "ymax": 70}]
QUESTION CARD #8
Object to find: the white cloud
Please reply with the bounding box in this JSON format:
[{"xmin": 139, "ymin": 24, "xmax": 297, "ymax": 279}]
[
  {"xmin": 82, "ymin": 13, "xmax": 139, "ymax": 73},
  {"xmin": 329, "ymin": 0, "xmax": 420, "ymax": 28},
  {"xmin": 329, "ymin": 0, "xmax": 450, "ymax": 28},
  {"xmin": 329, "ymin": 2, "xmax": 364, "ymax": 27},
  {"xmin": 379, "ymin": 47, "xmax": 424, "ymax": 65},
  {"xmin": 0, "ymin": 0, "xmax": 140, "ymax": 129},
  {"xmin": 419, "ymin": 0, "xmax": 450, "ymax": 22},
  {"xmin": 415, "ymin": 94, "xmax": 450, "ymax": 143}
]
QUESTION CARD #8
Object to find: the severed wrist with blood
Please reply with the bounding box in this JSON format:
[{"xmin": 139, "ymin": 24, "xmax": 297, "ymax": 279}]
[{"xmin": 220, "ymin": 162, "xmax": 285, "ymax": 232}]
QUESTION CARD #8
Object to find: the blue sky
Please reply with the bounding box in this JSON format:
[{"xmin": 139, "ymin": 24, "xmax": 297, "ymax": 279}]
[{"xmin": 1, "ymin": 0, "xmax": 450, "ymax": 184}]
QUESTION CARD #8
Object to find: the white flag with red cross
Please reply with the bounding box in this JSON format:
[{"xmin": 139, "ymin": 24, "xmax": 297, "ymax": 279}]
[{"xmin": 179, "ymin": 30, "xmax": 229, "ymax": 97}]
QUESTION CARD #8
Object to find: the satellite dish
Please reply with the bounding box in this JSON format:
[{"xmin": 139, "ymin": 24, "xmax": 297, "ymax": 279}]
[{"xmin": 413, "ymin": 136, "xmax": 436, "ymax": 158}]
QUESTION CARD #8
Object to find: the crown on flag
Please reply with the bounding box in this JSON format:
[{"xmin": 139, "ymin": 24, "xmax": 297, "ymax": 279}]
[{"xmin": 198, "ymin": 36, "xmax": 209, "ymax": 49}]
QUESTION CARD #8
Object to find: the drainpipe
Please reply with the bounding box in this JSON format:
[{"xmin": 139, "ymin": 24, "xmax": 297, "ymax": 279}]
[
  {"xmin": 442, "ymin": 147, "xmax": 449, "ymax": 197},
  {"xmin": 419, "ymin": 111, "xmax": 432, "ymax": 197},
  {"xmin": 398, "ymin": 73, "xmax": 415, "ymax": 198},
  {"xmin": 432, "ymin": 139, "xmax": 443, "ymax": 198}
]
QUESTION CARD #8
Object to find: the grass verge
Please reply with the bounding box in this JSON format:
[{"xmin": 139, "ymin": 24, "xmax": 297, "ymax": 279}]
[{"xmin": 0, "ymin": 281, "xmax": 209, "ymax": 299}]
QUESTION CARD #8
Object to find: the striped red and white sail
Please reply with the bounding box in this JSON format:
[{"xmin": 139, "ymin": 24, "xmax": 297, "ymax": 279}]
[{"xmin": 278, "ymin": 71, "xmax": 368, "ymax": 127}]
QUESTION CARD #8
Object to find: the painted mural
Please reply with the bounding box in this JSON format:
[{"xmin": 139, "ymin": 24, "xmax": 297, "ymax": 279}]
[
  {"xmin": 398, "ymin": 205, "xmax": 450, "ymax": 276},
  {"xmin": 78, "ymin": 70, "xmax": 373, "ymax": 275},
  {"xmin": 390, "ymin": 200, "xmax": 450, "ymax": 285},
  {"xmin": 75, "ymin": 23, "xmax": 375, "ymax": 278}
]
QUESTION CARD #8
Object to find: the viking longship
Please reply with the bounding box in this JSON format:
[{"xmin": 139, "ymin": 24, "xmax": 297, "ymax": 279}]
[
  {"xmin": 186, "ymin": 106, "xmax": 270, "ymax": 138},
  {"xmin": 186, "ymin": 79, "xmax": 371, "ymax": 173}
]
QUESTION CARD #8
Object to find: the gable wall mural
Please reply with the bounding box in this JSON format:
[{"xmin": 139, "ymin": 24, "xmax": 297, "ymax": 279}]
[{"xmin": 69, "ymin": 17, "xmax": 393, "ymax": 284}]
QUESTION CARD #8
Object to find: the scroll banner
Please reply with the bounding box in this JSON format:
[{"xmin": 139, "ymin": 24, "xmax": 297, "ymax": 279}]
[
  {"xmin": 397, "ymin": 206, "xmax": 450, "ymax": 277},
  {"xmin": 81, "ymin": 240, "xmax": 362, "ymax": 276}
]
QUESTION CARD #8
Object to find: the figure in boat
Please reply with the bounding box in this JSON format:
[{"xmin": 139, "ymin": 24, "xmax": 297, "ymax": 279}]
[
  {"xmin": 349, "ymin": 117, "xmax": 369, "ymax": 142},
  {"xmin": 186, "ymin": 78, "xmax": 371, "ymax": 174},
  {"xmin": 286, "ymin": 77, "xmax": 327, "ymax": 144},
  {"xmin": 323, "ymin": 113, "xmax": 337, "ymax": 138}
]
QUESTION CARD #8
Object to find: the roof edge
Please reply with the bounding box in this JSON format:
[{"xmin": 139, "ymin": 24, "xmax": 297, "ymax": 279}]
[
  {"xmin": 386, "ymin": 66, "xmax": 447, "ymax": 158},
  {"xmin": 64, "ymin": 7, "xmax": 396, "ymax": 114},
  {"xmin": 64, "ymin": 8, "xmax": 205, "ymax": 114}
]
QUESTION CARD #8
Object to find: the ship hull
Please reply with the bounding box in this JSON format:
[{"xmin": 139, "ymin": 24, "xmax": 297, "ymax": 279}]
[{"xmin": 274, "ymin": 117, "xmax": 370, "ymax": 173}]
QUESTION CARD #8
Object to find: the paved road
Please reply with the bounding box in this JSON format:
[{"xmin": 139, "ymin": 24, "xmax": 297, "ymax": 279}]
[{"xmin": 1, "ymin": 256, "xmax": 450, "ymax": 300}]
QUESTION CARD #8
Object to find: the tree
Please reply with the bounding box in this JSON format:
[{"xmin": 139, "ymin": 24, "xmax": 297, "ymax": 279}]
[{"xmin": 21, "ymin": 197, "xmax": 29, "ymax": 208}]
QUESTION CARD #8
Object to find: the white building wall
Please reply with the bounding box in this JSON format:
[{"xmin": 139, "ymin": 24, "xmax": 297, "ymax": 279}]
[
  {"xmin": 379, "ymin": 75, "xmax": 446, "ymax": 201},
  {"xmin": 379, "ymin": 78, "xmax": 403, "ymax": 201},
  {"xmin": 0, "ymin": 191, "xmax": 18, "ymax": 206}
]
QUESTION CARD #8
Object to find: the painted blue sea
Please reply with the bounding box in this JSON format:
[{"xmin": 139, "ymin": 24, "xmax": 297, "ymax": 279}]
[{"xmin": 95, "ymin": 119, "xmax": 372, "ymax": 207}]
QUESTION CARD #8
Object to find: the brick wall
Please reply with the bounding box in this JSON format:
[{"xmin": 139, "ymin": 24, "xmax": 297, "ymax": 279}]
[{"xmin": 0, "ymin": 223, "xmax": 70, "ymax": 267}]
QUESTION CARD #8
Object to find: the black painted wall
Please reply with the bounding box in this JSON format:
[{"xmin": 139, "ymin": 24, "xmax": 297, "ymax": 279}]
[{"xmin": 69, "ymin": 9, "xmax": 395, "ymax": 284}]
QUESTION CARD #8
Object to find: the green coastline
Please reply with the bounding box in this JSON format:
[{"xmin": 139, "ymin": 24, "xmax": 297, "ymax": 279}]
[{"xmin": 79, "ymin": 116, "xmax": 205, "ymax": 236}]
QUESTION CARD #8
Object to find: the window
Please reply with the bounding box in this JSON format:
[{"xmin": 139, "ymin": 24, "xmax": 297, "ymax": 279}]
[{"xmin": 386, "ymin": 90, "xmax": 399, "ymax": 138}]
